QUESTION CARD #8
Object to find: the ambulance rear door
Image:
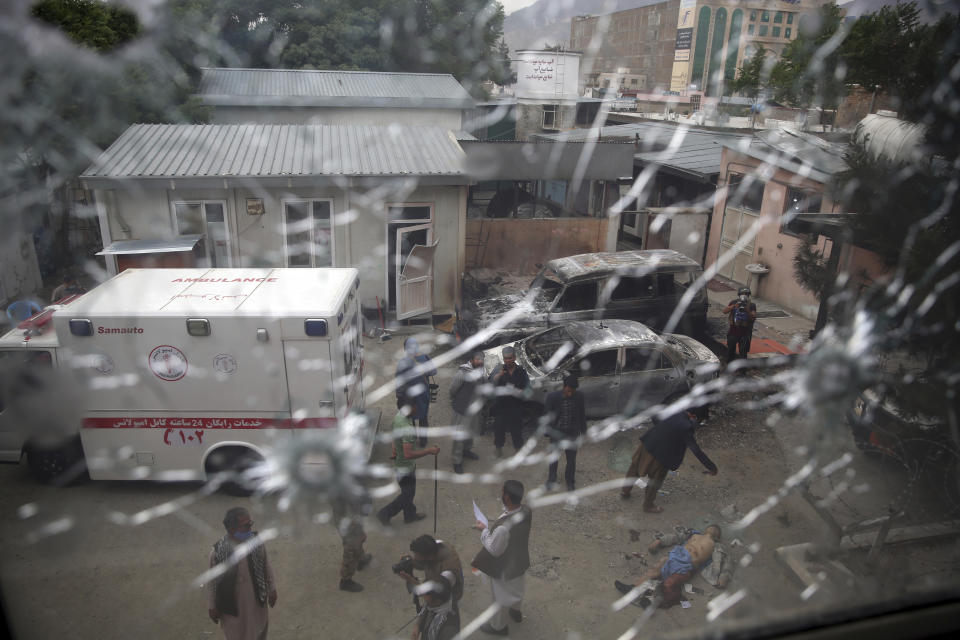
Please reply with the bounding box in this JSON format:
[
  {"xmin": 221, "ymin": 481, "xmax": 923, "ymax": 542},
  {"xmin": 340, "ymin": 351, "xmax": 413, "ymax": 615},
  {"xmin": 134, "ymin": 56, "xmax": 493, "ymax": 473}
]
[{"xmin": 282, "ymin": 337, "xmax": 336, "ymax": 425}]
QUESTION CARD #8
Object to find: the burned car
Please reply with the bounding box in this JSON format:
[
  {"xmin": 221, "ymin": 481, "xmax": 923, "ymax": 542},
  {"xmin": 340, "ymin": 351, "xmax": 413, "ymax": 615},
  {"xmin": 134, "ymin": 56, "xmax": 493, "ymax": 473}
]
[
  {"xmin": 482, "ymin": 319, "xmax": 719, "ymax": 420},
  {"xmin": 459, "ymin": 250, "xmax": 708, "ymax": 348},
  {"xmin": 847, "ymin": 382, "xmax": 959, "ymax": 514}
]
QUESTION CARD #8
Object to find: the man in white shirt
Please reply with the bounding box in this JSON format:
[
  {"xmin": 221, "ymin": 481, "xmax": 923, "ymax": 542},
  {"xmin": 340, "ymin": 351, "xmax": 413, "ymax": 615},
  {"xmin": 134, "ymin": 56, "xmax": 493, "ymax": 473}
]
[{"xmin": 471, "ymin": 480, "xmax": 532, "ymax": 636}]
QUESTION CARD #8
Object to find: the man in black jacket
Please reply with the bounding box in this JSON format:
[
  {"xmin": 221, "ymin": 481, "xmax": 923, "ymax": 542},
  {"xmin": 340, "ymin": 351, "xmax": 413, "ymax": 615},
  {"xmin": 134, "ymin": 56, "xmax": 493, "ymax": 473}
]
[
  {"xmin": 488, "ymin": 346, "xmax": 530, "ymax": 458},
  {"xmin": 620, "ymin": 401, "xmax": 717, "ymax": 513},
  {"xmin": 544, "ymin": 374, "xmax": 587, "ymax": 491}
]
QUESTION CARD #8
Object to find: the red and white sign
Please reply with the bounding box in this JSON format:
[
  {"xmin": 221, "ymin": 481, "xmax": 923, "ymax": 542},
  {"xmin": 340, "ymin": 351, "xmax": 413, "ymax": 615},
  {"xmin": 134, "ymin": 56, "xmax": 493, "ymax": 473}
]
[
  {"xmin": 148, "ymin": 345, "xmax": 188, "ymax": 381},
  {"xmin": 82, "ymin": 417, "xmax": 338, "ymax": 430}
]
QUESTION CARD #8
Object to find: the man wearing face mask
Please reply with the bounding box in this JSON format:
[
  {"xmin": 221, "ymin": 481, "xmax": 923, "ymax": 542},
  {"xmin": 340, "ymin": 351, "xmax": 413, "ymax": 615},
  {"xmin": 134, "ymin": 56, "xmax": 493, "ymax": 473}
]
[
  {"xmin": 208, "ymin": 507, "xmax": 278, "ymax": 640},
  {"xmin": 722, "ymin": 287, "xmax": 757, "ymax": 363},
  {"xmin": 411, "ymin": 576, "xmax": 460, "ymax": 640}
]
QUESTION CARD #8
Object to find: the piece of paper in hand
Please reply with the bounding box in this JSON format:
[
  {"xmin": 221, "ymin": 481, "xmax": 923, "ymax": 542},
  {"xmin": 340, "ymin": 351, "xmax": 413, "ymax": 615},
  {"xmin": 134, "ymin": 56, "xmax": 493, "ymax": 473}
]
[{"xmin": 473, "ymin": 501, "xmax": 488, "ymax": 527}]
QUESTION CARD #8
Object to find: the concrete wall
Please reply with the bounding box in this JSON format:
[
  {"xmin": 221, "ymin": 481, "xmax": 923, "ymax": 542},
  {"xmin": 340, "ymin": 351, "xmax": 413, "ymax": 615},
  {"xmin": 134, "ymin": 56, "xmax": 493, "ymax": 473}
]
[
  {"xmin": 835, "ymin": 86, "xmax": 897, "ymax": 130},
  {"xmin": 465, "ymin": 217, "xmax": 610, "ymax": 275},
  {"xmin": 668, "ymin": 212, "xmax": 709, "ymax": 265},
  {"xmin": 94, "ymin": 182, "xmax": 466, "ymax": 316},
  {"xmin": 0, "ymin": 231, "xmax": 43, "ymax": 305},
  {"xmin": 210, "ymin": 106, "xmax": 463, "ymax": 130},
  {"xmin": 514, "ymin": 103, "xmax": 579, "ymax": 141}
]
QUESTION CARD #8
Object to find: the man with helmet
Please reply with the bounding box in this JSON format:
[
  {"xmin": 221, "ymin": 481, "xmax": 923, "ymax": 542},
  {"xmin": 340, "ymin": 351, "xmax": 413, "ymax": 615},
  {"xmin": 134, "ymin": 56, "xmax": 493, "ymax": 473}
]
[{"xmin": 722, "ymin": 287, "xmax": 757, "ymax": 363}]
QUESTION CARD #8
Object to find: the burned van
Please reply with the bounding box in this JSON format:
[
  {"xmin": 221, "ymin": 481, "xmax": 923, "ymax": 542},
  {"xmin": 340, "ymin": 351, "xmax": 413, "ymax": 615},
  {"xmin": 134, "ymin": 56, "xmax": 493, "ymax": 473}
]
[{"xmin": 458, "ymin": 249, "xmax": 708, "ymax": 346}]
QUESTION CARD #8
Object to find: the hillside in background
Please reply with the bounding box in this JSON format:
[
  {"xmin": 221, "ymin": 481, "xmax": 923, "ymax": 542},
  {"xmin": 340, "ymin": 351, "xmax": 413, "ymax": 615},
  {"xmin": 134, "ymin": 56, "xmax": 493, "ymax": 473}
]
[{"xmin": 503, "ymin": 0, "xmax": 661, "ymax": 53}]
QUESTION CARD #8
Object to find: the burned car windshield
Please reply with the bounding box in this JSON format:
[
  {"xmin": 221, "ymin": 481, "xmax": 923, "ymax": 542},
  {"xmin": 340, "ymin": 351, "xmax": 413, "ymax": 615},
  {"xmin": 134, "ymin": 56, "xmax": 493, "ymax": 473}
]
[
  {"xmin": 523, "ymin": 325, "xmax": 580, "ymax": 370},
  {"xmin": 529, "ymin": 269, "xmax": 563, "ymax": 304}
]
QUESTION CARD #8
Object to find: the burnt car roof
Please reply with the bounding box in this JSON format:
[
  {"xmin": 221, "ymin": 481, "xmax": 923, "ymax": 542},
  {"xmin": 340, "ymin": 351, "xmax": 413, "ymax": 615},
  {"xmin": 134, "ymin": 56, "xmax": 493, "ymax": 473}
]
[
  {"xmin": 545, "ymin": 250, "xmax": 701, "ymax": 281},
  {"xmin": 561, "ymin": 319, "xmax": 662, "ymax": 347}
]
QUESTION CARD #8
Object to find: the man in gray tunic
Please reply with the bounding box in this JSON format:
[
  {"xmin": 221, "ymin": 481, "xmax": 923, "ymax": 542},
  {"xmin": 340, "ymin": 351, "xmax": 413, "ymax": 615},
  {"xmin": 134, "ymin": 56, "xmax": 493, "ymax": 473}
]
[
  {"xmin": 449, "ymin": 351, "xmax": 485, "ymax": 474},
  {"xmin": 471, "ymin": 480, "xmax": 532, "ymax": 636}
]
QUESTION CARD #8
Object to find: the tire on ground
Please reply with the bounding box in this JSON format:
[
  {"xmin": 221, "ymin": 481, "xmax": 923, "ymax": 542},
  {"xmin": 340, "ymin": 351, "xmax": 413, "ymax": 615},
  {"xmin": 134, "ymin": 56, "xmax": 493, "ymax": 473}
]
[
  {"xmin": 205, "ymin": 446, "xmax": 263, "ymax": 496},
  {"xmin": 26, "ymin": 436, "xmax": 88, "ymax": 486}
]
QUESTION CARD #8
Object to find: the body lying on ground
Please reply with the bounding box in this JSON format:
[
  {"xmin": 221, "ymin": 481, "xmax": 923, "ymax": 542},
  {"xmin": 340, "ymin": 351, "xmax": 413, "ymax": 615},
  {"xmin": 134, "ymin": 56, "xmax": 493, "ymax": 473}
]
[{"xmin": 616, "ymin": 524, "xmax": 729, "ymax": 608}]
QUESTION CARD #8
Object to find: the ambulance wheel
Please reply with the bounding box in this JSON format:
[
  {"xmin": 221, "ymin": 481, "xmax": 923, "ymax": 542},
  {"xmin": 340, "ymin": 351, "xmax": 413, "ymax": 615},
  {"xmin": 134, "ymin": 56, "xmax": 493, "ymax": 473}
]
[
  {"xmin": 26, "ymin": 437, "xmax": 88, "ymax": 486},
  {"xmin": 206, "ymin": 447, "xmax": 262, "ymax": 496}
]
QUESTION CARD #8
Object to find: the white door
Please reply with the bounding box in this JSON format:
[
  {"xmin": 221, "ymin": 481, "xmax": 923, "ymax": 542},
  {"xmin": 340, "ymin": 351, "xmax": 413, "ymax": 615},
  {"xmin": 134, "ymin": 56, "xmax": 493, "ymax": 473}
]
[
  {"xmin": 396, "ymin": 224, "xmax": 438, "ymax": 320},
  {"xmin": 718, "ymin": 206, "xmax": 758, "ymax": 284},
  {"xmin": 283, "ymin": 341, "xmax": 335, "ymax": 420}
]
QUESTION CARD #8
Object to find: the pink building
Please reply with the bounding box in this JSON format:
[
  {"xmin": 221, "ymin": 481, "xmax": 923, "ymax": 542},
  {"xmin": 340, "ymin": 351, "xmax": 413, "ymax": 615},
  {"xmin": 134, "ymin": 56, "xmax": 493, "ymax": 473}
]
[{"xmin": 704, "ymin": 128, "xmax": 890, "ymax": 320}]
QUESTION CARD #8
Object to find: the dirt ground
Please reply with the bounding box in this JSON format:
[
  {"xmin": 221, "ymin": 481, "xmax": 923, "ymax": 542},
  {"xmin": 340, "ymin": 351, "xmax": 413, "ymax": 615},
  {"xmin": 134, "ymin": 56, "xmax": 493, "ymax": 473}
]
[{"xmin": 0, "ymin": 329, "xmax": 957, "ymax": 640}]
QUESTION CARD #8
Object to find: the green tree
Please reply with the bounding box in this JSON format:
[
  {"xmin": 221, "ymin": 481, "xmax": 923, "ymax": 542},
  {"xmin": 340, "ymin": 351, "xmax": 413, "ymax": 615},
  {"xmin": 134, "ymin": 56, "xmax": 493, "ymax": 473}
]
[
  {"xmin": 729, "ymin": 45, "xmax": 768, "ymax": 99},
  {"xmin": 32, "ymin": 0, "xmax": 140, "ymax": 52},
  {"xmin": 168, "ymin": 0, "xmax": 507, "ymax": 94},
  {"xmin": 6, "ymin": 2, "xmax": 210, "ymax": 271},
  {"xmin": 769, "ymin": 2, "xmax": 846, "ymax": 108}
]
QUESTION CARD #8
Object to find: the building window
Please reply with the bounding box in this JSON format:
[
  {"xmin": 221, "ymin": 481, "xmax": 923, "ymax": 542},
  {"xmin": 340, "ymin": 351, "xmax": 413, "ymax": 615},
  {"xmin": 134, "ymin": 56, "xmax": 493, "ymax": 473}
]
[
  {"xmin": 772, "ymin": 26, "xmax": 781, "ymax": 38},
  {"xmin": 283, "ymin": 199, "xmax": 333, "ymax": 267},
  {"xmin": 542, "ymin": 104, "xmax": 559, "ymax": 129},
  {"xmin": 649, "ymin": 12, "xmax": 660, "ymax": 26},
  {"xmin": 727, "ymin": 174, "xmax": 765, "ymax": 212},
  {"xmin": 631, "ymin": 78, "xmax": 637, "ymax": 85},
  {"xmin": 750, "ymin": 10, "xmax": 757, "ymax": 21},
  {"xmin": 781, "ymin": 188, "xmax": 823, "ymax": 237},
  {"xmin": 787, "ymin": 12, "xmax": 794, "ymax": 24},
  {"xmin": 761, "ymin": 11, "xmax": 769, "ymax": 22},
  {"xmin": 785, "ymin": 28, "xmax": 792, "ymax": 38},
  {"xmin": 774, "ymin": 11, "xmax": 783, "ymax": 23},
  {"xmin": 173, "ymin": 201, "xmax": 231, "ymax": 267},
  {"xmin": 748, "ymin": 24, "xmax": 755, "ymax": 35},
  {"xmin": 759, "ymin": 25, "xmax": 768, "ymax": 37}
]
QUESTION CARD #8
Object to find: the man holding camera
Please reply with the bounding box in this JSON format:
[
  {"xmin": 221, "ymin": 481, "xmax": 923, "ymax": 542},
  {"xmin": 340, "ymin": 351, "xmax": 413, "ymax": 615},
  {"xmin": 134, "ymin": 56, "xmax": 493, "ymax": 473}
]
[
  {"xmin": 395, "ymin": 534, "xmax": 464, "ymax": 614},
  {"xmin": 722, "ymin": 287, "xmax": 757, "ymax": 363}
]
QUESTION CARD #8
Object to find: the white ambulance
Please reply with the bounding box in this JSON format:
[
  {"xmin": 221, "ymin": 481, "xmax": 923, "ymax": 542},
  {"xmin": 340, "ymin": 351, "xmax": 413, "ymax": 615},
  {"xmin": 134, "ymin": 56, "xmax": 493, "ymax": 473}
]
[{"xmin": 0, "ymin": 268, "xmax": 365, "ymax": 488}]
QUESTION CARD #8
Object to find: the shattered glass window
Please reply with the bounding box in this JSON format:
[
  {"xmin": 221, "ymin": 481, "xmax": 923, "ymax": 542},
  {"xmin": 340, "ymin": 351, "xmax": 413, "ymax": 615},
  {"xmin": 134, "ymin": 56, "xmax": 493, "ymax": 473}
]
[{"xmin": 1, "ymin": 1, "xmax": 958, "ymax": 639}]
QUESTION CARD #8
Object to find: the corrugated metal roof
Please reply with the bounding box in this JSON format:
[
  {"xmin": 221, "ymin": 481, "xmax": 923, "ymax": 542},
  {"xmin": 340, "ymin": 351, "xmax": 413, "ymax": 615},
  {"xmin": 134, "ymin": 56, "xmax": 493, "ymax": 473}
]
[
  {"xmin": 81, "ymin": 124, "xmax": 466, "ymax": 180},
  {"xmin": 197, "ymin": 68, "xmax": 475, "ymax": 109},
  {"xmin": 724, "ymin": 129, "xmax": 848, "ymax": 183},
  {"xmin": 535, "ymin": 122, "xmax": 749, "ymax": 179}
]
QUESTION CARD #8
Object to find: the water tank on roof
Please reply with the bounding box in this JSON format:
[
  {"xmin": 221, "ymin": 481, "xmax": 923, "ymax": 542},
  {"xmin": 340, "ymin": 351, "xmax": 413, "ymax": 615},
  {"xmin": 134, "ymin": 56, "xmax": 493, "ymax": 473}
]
[
  {"xmin": 855, "ymin": 113, "xmax": 926, "ymax": 164},
  {"xmin": 515, "ymin": 50, "xmax": 581, "ymax": 100}
]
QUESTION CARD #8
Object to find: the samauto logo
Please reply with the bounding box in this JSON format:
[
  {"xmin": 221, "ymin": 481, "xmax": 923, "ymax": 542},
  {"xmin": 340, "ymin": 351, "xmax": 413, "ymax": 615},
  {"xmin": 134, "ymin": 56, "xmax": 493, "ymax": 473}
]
[{"xmin": 98, "ymin": 326, "xmax": 144, "ymax": 334}]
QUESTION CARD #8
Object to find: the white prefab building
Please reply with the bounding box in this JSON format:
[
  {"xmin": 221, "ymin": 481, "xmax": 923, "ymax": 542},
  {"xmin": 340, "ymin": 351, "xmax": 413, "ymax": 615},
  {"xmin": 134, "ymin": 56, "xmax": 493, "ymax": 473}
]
[
  {"xmin": 197, "ymin": 68, "xmax": 475, "ymax": 131},
  {"xmin": 80, "ymin": 123, "xmax": 470, "ymax": 320}
]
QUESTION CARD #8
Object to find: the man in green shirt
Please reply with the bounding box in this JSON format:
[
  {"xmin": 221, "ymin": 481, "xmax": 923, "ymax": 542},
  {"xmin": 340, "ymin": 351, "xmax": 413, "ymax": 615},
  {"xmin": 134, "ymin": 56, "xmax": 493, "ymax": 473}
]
[{"xmin": 377, "ymin": 400, "xmax": 440, "ymax": 525}]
